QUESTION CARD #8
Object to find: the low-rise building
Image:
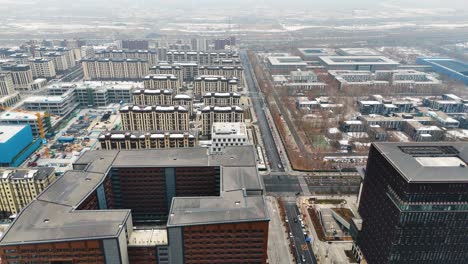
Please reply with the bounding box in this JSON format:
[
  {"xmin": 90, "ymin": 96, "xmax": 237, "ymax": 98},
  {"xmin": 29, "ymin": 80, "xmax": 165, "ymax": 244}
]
[
  {"xmin": 267, "ymin": 56, "xmax": 308, "ymax": 75},
  {"xmin": 120, "ymin": 105, "xmax": 189, "ymax": 131},
  {"xmin": 99, "ymin": 131, "xmax": 196, "ymax": 150},
  {"xmin": 423, "ymin": 94, "xmax": 468, "ymax": 113},
  {"xmin": 0, "ymin": 125, "xmax": 42, "ymax": 167},
  {"xmin": 427, "ymin": 111, "xmax": 460, "ymax": 128},
  {"xmin": 341, "ymin": 120, "xmax": 365, "ymax": 133},
  {"xmin": 0, "ymin": 167, "xmax": 56, "ymax": 216},
  {"xmin": 210, "ymin": 122, "xmax": 249, "ymax": 153},
  {"xmin": 22, "ymin": 90, "xmax": 78, "ymax": 116},
  {"xmin": 319, "ymin": 56, "xmax": 399, "ymax": 71},
  {"xmin": 82, "ymin": 58, "xmax": 149, "ymax": 81},
  {"xmin": 403, "ymin": 121, "xmax": 445, "ymax": 141},
  {"xmin": 0, "ymin": 111, "xmax": 50, "ymax": 136},
  {"xmin": 201, "ymin": 106, "xmax": 244, "ymax": 136},
  {"xmin": 290, "ymin": 70, "xmax": 317, "ymax": 83},
  {"xmin": 193, "ymin": 75, "xmax": 238, "ymax": 96},
  {"xmin": 203, "ymin": 92, "xmax": 240, "ymax": 106}
]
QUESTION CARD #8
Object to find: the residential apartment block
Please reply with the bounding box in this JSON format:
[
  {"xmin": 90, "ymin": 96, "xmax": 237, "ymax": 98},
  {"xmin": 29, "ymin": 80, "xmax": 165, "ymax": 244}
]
[
  {"xmin": 166, "ymin": 51, "xmax": 238, "ymax": 65},
  {"xmin": 198, "ymin": 65, "xmax": 244, "ymax": 79},
  {"xmin": 0, "ymin": 64, "xmax": 34, "ymax": 91},
  {"xmin": 201, "ymin": 106, "xmax": 244, "ymax": 136},
  {"xmin": 143, "ymin": 74, "xmax": 181, "ymax": 93},
  {"xmin": 0, "ymin": 73, "xmax": 21, "ymax": 108},
  {"xmin": 82, "ymin": 58, "xmax": 149, "ymax": 81},
  {"xmin": 120, "ymin": 105, "xmax": 189, "ymax": 131},
  {"xmin": 95, "ymin": 49, "xmax": 158, "ymax": 66},
  {"xmin": 99, "ymin": 131, "xmax": 196, "ymax": 150},
  {"xmin": 193, "ymin": 75, "xmax": 238, "ymax": 96},
  {"xmin": 0, "ymin": 167, "xmax": 56, "ymax": 216},
  {"xmin": 132, "ymin": 89, "xmax": 193, "ymax": 113},
  {"xmin": 203, "ymin": 92, "xmax": 241, "ymax": 106},
  {"xmin": 28, "ymin": 58, "xmax": 57, "ymax": 79}
]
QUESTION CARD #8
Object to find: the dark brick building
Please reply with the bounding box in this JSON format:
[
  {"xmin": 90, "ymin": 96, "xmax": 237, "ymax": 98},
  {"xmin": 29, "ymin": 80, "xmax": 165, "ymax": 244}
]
[
  {"xmin": 354, "ymin": 142, "xmax": 468, "ymax": 264},
  {"xmin": 0, "ymin": 147, "xmax": 268, "ymax": 264}
]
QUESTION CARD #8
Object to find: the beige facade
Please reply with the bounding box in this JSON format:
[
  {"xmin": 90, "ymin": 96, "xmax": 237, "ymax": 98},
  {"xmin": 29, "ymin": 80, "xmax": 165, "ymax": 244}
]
[
  {"xmin": 120, "ymin": 105, "xmax": 189, "ymax": 131},
  {"xmin": 82, "ymin": 58, "xmax": 149, "ymax": 81},
  {"xmin": 95, "ymin": 49, "xmax": 158, "ymax": 67},
  {"xmin": 0, "ymin": 73, "xmax": 15, "ymax": 97},
  {"xmin": 1, "ymin": 64, "xmax": 34, "ymax": 91},
  {"xmin": 200, "ymin": 106, "xmax": 244, "ymax": 136},
  {"xmin": 193, "ymin": 75, "xmax": 238, "ymax": 96},
  {"xmin": 99, "ymin": 131, "xmax": 196, "ymax": 150},
  {"xmin": 149, "ymin": 64, "xmax": 183, "ymax": 83},
  {"xmin": 143, "ymin": 74, "xmax": 181, "ymax": 93},
  {"xmin": 43, "ymin": 52, "xmax": 70, "ymax": 72},
  {"xmin": 29, "ymin": 58, "xmax": 57, "ymax": 79},
  {"xmin": 0, "ymin": 167, "xmax": 56, "ymax": 216},
  {"xmin": 199, "ymin": 66, "xmax": 244, "ymax": 79},
  {"xmin": 203, "ymin": 92, "xmax": 240, "ymax": 106},
  {"xmin": 132, "ymin": 89, "xmax": 193, "ymax": 113},
  {"xmin": 166, "ymin": 51, "xmax": 238, "ymax": 65}
]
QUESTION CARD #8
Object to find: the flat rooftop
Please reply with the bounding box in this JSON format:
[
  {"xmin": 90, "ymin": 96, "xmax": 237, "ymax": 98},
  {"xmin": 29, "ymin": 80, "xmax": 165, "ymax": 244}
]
[
  {"xmin": 0, "ymin": 125, "xmax": 27, "ymax": 143},
  {"xmin": 268, "ymin": 56, "xmax": 308, "ymax": 66},
  {"xmin": 0, "ymin": 146, "xmax": 267, "ymax": 245},
  {"xmin": 419, "ymin": 58, "xmax": 468, "ymax": 76},
  {"xmin": 128, "ymin": 229, "xmax": 168, "ymax": 246},
  {"xmin": 297, "ymin": 48, "xmax": 336, "ymax": 57},
  {"xmin": 337, "ymin": 48, "xmax": 382, "ymax": 56},
  {"xmin": 373, "ymin": 142, "xmax": 468, "ymax": 183},
  {"xmin": 319, "ymin": 56, "xmax": 399, "ymax": 66}
]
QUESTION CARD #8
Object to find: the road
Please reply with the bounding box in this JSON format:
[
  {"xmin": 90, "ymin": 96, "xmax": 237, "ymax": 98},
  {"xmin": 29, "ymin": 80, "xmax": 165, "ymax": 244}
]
[
  {"xmin": 266, "ymin": 197, "xmax": 295, "ymax": 264},
  {"xmin": 240, "ymin": 50, "xmax": 284, "ymax": 172},
  {"xmin": 284, "ymin": 202, "xmax": 318, "ymax": 264},
  {"xmin": 263, "ymin": 174, "xmax": 301, "ymax": 194}
]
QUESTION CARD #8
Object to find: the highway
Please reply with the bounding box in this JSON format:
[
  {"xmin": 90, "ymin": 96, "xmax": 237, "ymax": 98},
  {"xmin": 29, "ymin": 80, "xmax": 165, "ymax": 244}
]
[
  {"xmin": 240, "ymin": 50, "xmax": 284, "ymax": 172},
  {"xmin": 284, "ymin": 202, "xmax": 318, "ymax": 264}
]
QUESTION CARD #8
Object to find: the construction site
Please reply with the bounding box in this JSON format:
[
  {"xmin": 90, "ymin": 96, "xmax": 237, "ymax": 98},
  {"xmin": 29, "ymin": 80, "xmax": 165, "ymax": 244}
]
[{"xmin": 0, "ymin": 105, "xmax": 121, "ymax": 174}]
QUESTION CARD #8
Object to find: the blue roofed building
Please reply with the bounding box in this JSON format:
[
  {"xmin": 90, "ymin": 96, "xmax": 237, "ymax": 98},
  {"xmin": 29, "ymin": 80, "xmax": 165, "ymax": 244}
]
[
  {"xmin": 0, "ymin": 125, "xmax": 41, "ymax": 167},
  {"xmin": 417, "ymin": 57, "xmax": 468, "ymax": 85}
]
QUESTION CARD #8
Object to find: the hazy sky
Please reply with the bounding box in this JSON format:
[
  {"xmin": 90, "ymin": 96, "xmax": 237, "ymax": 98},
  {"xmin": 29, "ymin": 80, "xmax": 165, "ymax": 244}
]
[{"xmin": 1, "ymin": 0, "xmax": 467, "ymax": 19}]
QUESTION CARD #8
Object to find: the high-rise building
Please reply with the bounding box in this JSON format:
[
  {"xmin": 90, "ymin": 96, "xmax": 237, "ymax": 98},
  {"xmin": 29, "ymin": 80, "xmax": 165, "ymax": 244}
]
[
  {"xmin": 0, "ymin": 73, "xmax": 15, "ymax": 97},
  {"xmin": 0, "ymin": 72, "xmax": 21, "ymax": 108},
  {"xmin": 121, "ymin": 39, "xmax": 149, "ymax": 50},
  {"xmin": 99, "ymin": 131, "xmax": 196, "ymax": 150},
  {"xmin": 354, "ymin": 142, "xmax": 468, "ymax": 263},
  {"xmin": 132, "ymin": 89, "xmax": 192, "ymax": 112},
  {"xmin": 80, "ymin": 46, "xmax": 95, "ymax": 59},
  {"xmin": 28, "ymin": 58, "xmax": 57, "ymax": 79},
  {"xmin": 120, "ymin": 105, "xmax": 189, "ymax": 131},
  {"xmin": 0, "ymin": 167, "xmax": 56, "ymax": 216},
  {"xmin": 0, "ymin": 147, "xmax": 269, "ymax": 264},
  {"xmin": 0, "ymin": 64, "xmax": 34, "ymax": 91},
  {"xmin": 150, "ymin": 64, "xmax": 183, "ymax": 83},
  {"xmin": 82, "ymin": 58, "xmax": 149, "ymax": 81},
  {"xmin": 203, "ymin": 92, "xmax": 241, "ymax": 106},
  {"xmin": 201, "ymin": 106, "xmax": 244, "ymax": 136},
  {"xmin": 199, "ymin": 65, "xmax": 244, "ymax": 79},
  {"xmin": 193, "ymin": 75, "xmax": 238, "ymax": 96},
  {"xmin": 95, "ymin": 49, "xmax": 158, "ymax": 67},
  {"xmin": 143, "ymin": 74, "xmax": 181, "ymax": 93}
]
